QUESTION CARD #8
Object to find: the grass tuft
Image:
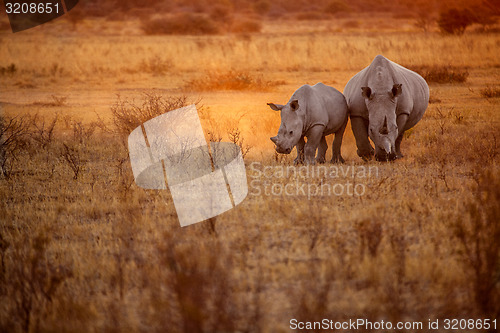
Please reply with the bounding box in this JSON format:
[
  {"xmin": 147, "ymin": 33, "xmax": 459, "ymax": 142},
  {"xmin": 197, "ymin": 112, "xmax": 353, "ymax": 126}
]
[
  {"xmin": 185, "ymin": 70, "xmax": 285, "ymax": 91},
  {"xmin": 141, "ymin": 13, "xmax": 218, "ymax": 35},
  {"xmin": 480, "ymin": 86, "xmax": 500, "ymax": 98},
  {"xmin": 407, "ymin": 65, "xmax": 469, "ymax": 83},
  {"xmin": 108, "ymin": 92, "xmax": 191, "ymax": 136}
]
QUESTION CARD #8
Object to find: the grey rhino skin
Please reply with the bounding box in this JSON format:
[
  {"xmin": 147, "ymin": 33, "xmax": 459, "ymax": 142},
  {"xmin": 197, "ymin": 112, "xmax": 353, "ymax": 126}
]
[
  {"xmin": 268, "ymin": 83, "xmax": 348, "ymax": 164},
  {"xmin": 344, "ymin": 55, "xmax": 429, "ymax": 161}
]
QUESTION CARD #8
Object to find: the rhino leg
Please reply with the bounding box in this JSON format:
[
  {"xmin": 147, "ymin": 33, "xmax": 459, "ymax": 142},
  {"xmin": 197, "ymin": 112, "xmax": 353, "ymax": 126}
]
[
  {"xmin": 350, "ymin": 116, "xmax": 374, "ymax": 161},
  {"xmin": 395, "ymin": 135, "xmax": 404, "ymax": 158},
  {"xmin": 396, "ymin": 114, "xmax": 409, "ymax": 159},
  {"xmin": 331, "ymin": 115, "xmax": 348, "ymax": 163},
  {"xmin": 316, "ymin": 136, "xmax": 327, "ymax": 164},
  {"xmin": 304, "ymin": 125, "xmax": 324, "ymax": 165},
  {"xmin": 294, "ymin": 136, "xmax": 305, "ymax": 165}
]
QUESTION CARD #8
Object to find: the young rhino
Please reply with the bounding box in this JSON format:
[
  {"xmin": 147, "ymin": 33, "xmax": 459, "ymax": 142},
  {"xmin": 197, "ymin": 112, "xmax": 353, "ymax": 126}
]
[{"xmin": 268, "ymin": 83, "xmax": 348, "ymax": 164}]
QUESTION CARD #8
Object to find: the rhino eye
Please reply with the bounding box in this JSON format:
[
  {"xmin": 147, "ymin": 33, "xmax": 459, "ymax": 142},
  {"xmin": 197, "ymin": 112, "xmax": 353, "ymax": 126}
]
[{"xmin": 289, "ymin": 130, "xmax": 293, "ymax": 135}]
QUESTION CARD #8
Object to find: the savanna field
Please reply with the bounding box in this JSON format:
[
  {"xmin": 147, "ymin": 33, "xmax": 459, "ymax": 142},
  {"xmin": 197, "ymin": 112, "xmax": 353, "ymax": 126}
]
[{"xmin": 0, "ymin": 3, "xmax": 499, "ymax": 332}]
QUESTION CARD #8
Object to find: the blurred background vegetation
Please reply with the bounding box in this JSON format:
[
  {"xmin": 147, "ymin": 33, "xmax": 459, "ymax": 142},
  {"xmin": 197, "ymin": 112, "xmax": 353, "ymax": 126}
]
[{"xmin": 59, "ymin": 0, "xmax": 500, "ymax": 35}]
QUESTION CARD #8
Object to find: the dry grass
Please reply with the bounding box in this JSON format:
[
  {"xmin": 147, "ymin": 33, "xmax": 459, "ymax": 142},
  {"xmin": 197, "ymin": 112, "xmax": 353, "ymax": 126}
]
[
  {"xmin": 480, "ymin": 85, "xmax": 500, "ymax": 98},
  {"xmin": 0, "ymin": 17, "xmax": 499, "ymax": 333},
  {"xmin": 185, "ymin": 70, "xmax": 285, "ymax": 91},
  {"xmin": 405, "ymin": 65, "xmax": 469, "ymax": 83},
  {"xmin": 141, "ymin": 13, "xmax": 219, "ymax": 36}
]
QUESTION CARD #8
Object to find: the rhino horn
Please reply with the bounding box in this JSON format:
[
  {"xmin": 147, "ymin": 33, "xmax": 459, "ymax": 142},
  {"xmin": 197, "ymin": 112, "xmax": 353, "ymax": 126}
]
[
  {"xmin": 270, "ymin": 136, "xmax": 278, "ymax": 145},
  {"xmin": 379, "ymin": 116, "xmax": 389, "ymax": 135}
]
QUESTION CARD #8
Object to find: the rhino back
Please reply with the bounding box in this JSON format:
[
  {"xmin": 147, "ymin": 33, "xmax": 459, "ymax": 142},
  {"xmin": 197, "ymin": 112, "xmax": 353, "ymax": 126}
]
[
  {"xmin": 391, "ymin": 61, "xmax": 429, "ymax": 130},
  {"xmin": 344, "ymin": 67, "xmax": 370, "ymax": 119},
  {"xmin": 309, "ymin": 83, "xmax": 347, "ymax": 134}
]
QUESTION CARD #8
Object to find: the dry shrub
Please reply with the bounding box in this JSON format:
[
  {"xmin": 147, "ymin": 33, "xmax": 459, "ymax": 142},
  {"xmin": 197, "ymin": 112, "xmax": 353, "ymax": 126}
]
[
  {"xmin": 28, "ymin": 112, "xmax": 58, "ymax": 149},
  {"xmin": 438, "ymin": 8, "xmax": 474, "ymax": 35},
  {"xmin": 342, "ymin": 19, "xmax": 360, "ymax": 29},
  {"xmin": 253, "ymin": 0, "xmax": 271, "ymax": 15},
  {"xmin": 0, "ymin": 231, "xmax": 73, "ymax": 333},
  {"xmin": 414, "ymin": 7, "xmax": 436, "ymax": 33},
  {"xmin": 108, "ymin": 92, "xmax": 191, "ymax": 135},
  {"xmin": 138, "ymin": 55, "xmax": 174, "ymax": 74},
  {"xmin": 407, "ymin": 65, "xmax": 469, "ymax": 84},
  {"xmin": 0, "ymin": 114, "xmax": 30, "ymax": 179},
  {"xmin": 141, "ymin": 13, "xmax": 218, "ymax": 35},
  {"xmin": 324, "ymin": 0, "xmax": 351, "ymax": 14},
  {"xmin": 356, "ymin": 218, "xmax": 383, "ymax": 258},
  {"xmin": 32, "ymin": 95, "xmax": 67, "ymax": 107},
  {"xmin": 149, "ymin": 230, "xmax": 260, "ymax": 332},
  {"xmin": 292, "ymin": 261, "xmax": 336, "ymax": 332},
  {"xmin": 70, "ymin": 118, "xmax": 98, "ymax": 145},
  {"xmin": 0, "ymin": 63, "xmax": 17, "ymax": 76},
  {"xmin": 415, "ymin": 113, "xmax": 498, "ymax": 167},
  {"xmin": 452, "ymin": 168, "xmax": 500, "ymax": 317},
  {"xmin": 186, "ymin": 70, "xmax": 284, "ymax": 91},
  {"xmin": 294, "ymin": 11, "xmax": 330, "ymax": 21},
  {"xmin": 230, "ymin": 18, "xmax": 262, "ymax": 33},
  {"xmin": 480, "ymin": 86, "xmax": 500, "ymax": 98},
  {"xmin": 60, "ymin": 143, "xmax": 86, "ymax": 180},
  {"xmin": 210, "ymin": 4, "xmax": 233, "ymax": 23}
]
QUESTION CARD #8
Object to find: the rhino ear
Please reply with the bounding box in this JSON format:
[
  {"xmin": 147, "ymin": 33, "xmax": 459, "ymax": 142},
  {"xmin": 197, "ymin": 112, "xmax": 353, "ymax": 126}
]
[
  {"xmin": 290, "ymin": 100, "xmax": 299, "ymax": 111},
  {"xmin": 392, "ymin": 84, "xmax": 402, "ymax": 97},
  {"xmin": 361, "ymin": 87, "xmax": 372, "ymax": 99},
  {"xmin": 267, "ymin": 103, "xmax": 284, "ymax": 111}
]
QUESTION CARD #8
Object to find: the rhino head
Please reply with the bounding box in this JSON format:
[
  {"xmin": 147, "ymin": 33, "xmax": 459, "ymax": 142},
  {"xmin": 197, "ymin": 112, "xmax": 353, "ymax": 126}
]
[
  {"xmin": 267, "ymin": 100, "xmax": 303, "ymax": 154},
  {"xmin": 361, "ymin": 83, "xmax": 402, "ymax": 161}
]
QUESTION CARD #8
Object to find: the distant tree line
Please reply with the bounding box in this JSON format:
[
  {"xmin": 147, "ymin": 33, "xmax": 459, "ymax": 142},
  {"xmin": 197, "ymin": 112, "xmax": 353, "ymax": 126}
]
[
  {"xmin": 74, "ymin": 0, "xmax": 497, "ymax": 17},
  {"xmin": 67, "ymin": 0, "xmax": 499, "ymax": 35}
]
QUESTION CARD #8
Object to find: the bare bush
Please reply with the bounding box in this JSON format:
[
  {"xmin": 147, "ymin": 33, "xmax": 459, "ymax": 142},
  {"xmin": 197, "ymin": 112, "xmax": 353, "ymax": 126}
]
[
  {"xmin": 28, "ymin": 113, "xmax": 58, "ymax": 149},
  {"xmin": 438, "ymin": 8, "xmax": 474, "ymax": 35},
  {"xmin": 229, "ymin": 19, "xmax": 262, "ymax": 33},
  {"xmin": 141, "ymin": 13, "xmax": 218, "ymax": 35},
  {"xmin": 407, "ymin": 65, "xmax": 469, "ymax": 84},
  {"xmin": 60, "ymin": 143, "xmax": 85, "ymax": 180},
  {"xmin": 0, "ymin": 231, "xmax": 9, "ymax": 289},
  {"xmin": 324, "ymin": 0, "xmax": 351, "ymax": 14},
  {"xmin": 186, "ymin": 70, "xmax": 284, "ymax": 91},
  {"xmin": 71, "ymin": 119, "xmax": 97, "ymax": 145},
  {"xmin": 139, "ymin": 55, "xmax": 174, "ymax": 75},
  {"xmin": 228, "ymin": 127, "xmax": 252, "ymax": 158},
  {"xmin": 438, "ymin": 4, "xmax": 498, "ymax": 35},
  {"xmin": 253, "ymin": 0, "xmax": 271, "ymax": 15},
  {"xmin": 0, "ymin": 114, "xmax": 29, "ymax": 178},
  {"xmin": 0, "ymin": 63, "xmax": 17, "ymax": 76},
  {"xmin": 2, "ymin": 233, "xmax": 73, "ymax": 332},
  {"xmin": 414, "ymin": 6, "xmax": 436, "ymax": 33},
  {"xmin": 357, "ymin": 218, "xmax": 383, "ymax": 258},
  {"xmin": 153, "ymin": 232, "xmax": 254, "ymax": 332},
  {"xmin": 294, "ymin": 11, "xmax": 331, "ymax": 20},
  {"xmin": 109, "ymin": 92, "xmax": 190, "ymax": 136},
  {"xmin": 292, "ymin": 262, "xmax": 335, "ymax": 332},
  {"xmin": 32, "ymin": 95, "xmax": 67, "ymax": 107},
  {"xmin": 453, "ymin": 169, "xmax": 500, "ymax": 317},
  {"xmin": 480, "ymin": 86, "xmax": 500, "ymax": 98}
]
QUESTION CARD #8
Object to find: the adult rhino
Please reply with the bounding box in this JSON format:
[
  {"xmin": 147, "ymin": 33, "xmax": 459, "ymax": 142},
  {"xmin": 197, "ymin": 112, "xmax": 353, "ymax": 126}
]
[
  {"xmin": 344, "ymin": 55, "xmax": 429, "ymax": 161},
  {"xmin": 268, "ymin": 83, "xmax": 348, "ymax": 164}
]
